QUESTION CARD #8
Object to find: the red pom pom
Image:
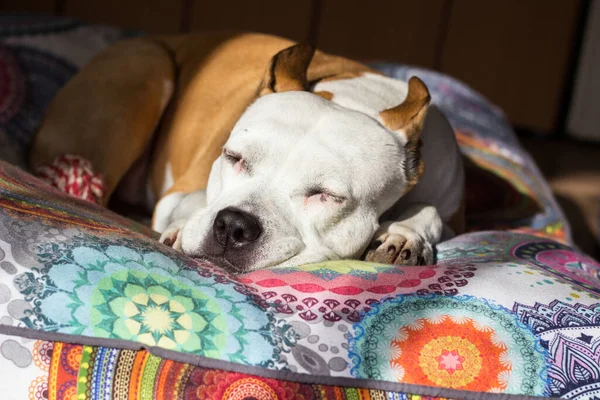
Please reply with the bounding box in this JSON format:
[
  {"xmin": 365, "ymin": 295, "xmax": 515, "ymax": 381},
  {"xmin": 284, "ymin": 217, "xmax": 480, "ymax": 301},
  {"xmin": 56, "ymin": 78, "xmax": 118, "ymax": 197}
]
[{"xmin": 35, "ymin": 155, "xmax": 106, "ymax": 204}]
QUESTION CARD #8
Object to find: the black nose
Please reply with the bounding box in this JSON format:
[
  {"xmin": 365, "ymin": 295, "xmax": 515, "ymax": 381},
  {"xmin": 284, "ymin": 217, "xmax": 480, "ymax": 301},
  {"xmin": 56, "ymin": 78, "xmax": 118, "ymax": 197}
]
[{"xmin": 213, "ymin": 207, "xmax": 262, "ymax": 248}]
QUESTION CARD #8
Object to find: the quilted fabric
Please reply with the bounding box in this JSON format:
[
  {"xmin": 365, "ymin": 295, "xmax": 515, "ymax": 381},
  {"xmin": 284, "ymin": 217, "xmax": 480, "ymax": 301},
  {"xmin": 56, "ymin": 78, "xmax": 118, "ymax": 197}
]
[{"xmin": 1, "ymin": 15, "xmax": 599, "ymax": 400}]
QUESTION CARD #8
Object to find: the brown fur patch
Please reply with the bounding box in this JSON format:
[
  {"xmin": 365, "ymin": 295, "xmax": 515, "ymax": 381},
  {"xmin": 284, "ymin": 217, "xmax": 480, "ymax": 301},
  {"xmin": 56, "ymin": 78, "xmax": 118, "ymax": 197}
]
[
  {"xmin": 379, "ymin": 77, "xmax": 431, "ymax": 194},
  {"xmin": 403, "ymin": 139, "xmax": 425, "ymax": 193},
  {"xmin": 314, "ymin": 71, "xmax": 364, "ymax": 84},
  {"xmin": 307, "ymin": 50, "xmax": 379, "ymax": 82},
  {"xmin": 314, "ymin": 90, "xmax": 334, "ymax": 101},
  {"xmin": 379, "ymin": 77, "xmax": 430, "ymax": 139},
  {"xmin": 258, "ymin": 43, "xmax": 315, "ymax": 96}
]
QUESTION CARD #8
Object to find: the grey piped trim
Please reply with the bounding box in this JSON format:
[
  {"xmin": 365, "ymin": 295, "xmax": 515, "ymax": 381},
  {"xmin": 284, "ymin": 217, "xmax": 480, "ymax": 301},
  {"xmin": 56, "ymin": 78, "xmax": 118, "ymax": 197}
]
[{"xmin": 0, "ymin": 325, "xmax": 548, "ymax": 400}]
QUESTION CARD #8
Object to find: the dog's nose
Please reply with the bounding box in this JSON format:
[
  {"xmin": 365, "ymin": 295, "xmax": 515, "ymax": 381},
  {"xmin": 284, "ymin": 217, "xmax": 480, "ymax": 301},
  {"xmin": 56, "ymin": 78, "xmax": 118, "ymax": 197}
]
[{"xmin": 213, "ymin": 207, "xmax": 262, "ymax": 248}]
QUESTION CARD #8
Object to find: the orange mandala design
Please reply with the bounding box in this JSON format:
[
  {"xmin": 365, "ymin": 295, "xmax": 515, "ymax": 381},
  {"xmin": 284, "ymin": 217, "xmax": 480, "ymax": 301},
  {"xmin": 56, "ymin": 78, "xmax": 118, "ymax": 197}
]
[
  {"xmin": 222, "ymin": 378, "xmax": 279, "ymax": 400},
  {"xmin": 60, "ymin": 385, "xmax": 77, "ymax": 400},
  {"xmin": 420, "ymin": 336, "xmax": 482, "ymax": 387},
  {"xmin": 66, "ymin": 346, "xmax": 82, "ymax": 370},
  {"xmin": 391, "ymin": 318, "xmax": 509, "ymax": 391},
  {"xmin": 33, "ymin": 341, "xmax": 53, "ymax": 372},
  {"xmin": 28, "ymin": 376, "xmax": 49, "ymax": 400}
]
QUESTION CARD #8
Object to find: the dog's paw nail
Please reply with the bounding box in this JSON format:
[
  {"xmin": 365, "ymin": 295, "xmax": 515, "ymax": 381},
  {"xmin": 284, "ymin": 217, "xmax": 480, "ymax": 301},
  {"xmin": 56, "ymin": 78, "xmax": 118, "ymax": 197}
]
[
  {"xmin": 159, "ymin": 225, "xmax": 183, "ymax": 250},
  {"xmin": 401, "ymin": 249, "xmax": 411, "ymax": 260}
]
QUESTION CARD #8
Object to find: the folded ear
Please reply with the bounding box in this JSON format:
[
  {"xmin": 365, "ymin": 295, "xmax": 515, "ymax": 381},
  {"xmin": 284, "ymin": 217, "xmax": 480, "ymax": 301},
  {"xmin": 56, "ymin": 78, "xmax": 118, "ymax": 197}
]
[
  {"xmin": 379, "ymin": 76, "xmax": 431, "ymax": 188},
  {"xmin": 258, "ymin": 43, "xmax": 315, "ymax": 96},
  {"xmin": 379, "ymin": 76, "xmax": 431, "ymax": 140}
]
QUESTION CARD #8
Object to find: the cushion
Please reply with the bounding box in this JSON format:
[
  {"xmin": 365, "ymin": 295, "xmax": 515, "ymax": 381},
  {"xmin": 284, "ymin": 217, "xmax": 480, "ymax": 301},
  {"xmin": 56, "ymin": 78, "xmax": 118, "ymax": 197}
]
[{"xmin": 1, "ymin": 15, "xmax": 599, "ymax": 400}]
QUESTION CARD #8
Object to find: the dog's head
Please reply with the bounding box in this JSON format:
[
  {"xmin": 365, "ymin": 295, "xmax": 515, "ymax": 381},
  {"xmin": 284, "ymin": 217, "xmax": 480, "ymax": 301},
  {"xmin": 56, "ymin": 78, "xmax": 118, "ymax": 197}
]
[{"xmin": 179, "ymin": 44, "xmax": 431, "ymax": 272}]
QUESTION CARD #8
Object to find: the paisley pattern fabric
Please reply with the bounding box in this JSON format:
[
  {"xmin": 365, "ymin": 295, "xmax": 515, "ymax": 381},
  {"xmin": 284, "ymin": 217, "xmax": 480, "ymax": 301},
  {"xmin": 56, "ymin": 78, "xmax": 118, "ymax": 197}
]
[{"xmin": 1, "ymin": 15, "xmax": 599, "ymax": 400}]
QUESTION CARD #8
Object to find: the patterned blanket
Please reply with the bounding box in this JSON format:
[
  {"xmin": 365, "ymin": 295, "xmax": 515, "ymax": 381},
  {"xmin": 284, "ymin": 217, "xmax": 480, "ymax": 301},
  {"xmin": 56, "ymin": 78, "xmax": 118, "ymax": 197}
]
[{"xmin": 1, "ymin": 15, "xmax": 599, "ymax": 400}]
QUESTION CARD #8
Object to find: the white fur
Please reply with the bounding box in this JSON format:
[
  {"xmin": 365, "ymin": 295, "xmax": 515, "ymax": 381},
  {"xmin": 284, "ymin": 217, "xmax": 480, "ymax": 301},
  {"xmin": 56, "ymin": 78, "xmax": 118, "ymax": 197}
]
[
  {"xmin": 153, "ymin": 192, "xmax": 186, "ymax": 233},
  {"xmin": 314, "ymin": 72, "xmax": 408, "ymax": 119},
  {"xmin": 158, "ymin": 73, "xmax": 464, "ymax": 272},
  {"xmin": 160, "ymin": 162, "xmax": 174, "ymax": 196}
]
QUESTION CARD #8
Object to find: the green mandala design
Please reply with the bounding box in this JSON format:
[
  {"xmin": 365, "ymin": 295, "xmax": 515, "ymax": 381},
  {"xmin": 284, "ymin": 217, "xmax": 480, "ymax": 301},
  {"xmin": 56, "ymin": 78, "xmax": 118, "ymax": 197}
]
[{"xmin": 91, "ymin": 269, "xmax": 229, "ymax": 354}]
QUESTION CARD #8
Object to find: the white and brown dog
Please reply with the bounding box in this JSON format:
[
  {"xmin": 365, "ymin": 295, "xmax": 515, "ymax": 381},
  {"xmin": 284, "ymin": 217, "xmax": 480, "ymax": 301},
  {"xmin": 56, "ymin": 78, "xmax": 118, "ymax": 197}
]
[{"xmin": 30, "ymin": 32, "xmax": 465, "ymax": 273}]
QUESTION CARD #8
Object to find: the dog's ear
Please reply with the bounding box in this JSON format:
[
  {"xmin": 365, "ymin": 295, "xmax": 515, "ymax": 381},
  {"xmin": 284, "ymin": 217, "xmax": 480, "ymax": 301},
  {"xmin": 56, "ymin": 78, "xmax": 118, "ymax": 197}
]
[
  {"xmin": 379, "ymin": 76, "xmax": 431, "ymax": 188},
  {"xmin": 258, "ymin": 43, "xmax": 315, "ymax": 96},
  {"xmin": 379, "ymin": 76, "xmax": 431, "ymax": 139}
]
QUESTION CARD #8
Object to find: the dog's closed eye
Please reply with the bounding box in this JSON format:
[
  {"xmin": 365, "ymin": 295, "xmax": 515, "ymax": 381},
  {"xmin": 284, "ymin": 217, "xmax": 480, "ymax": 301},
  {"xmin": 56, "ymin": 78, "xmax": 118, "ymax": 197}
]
[
  {"xmin": 305, "ymin": 188, "xmax": 346, "ymax": 205},
  {"xmin": 223, "ymin": 148, "xmax": 245, "ymax": 173}
]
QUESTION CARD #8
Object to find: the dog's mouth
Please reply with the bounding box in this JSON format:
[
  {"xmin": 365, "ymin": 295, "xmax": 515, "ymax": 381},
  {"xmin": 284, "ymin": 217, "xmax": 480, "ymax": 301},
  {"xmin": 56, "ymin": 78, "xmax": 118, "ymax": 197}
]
[
  {"xmin": 181, "ymin": 228, "xmax": 306, "ymax": 273},
  {"xmin": 187, "ymin": 247, "xmax": 301, "ymax": 274},
  {"xmin": 188, "ymin": 252, "xmax": 247, "ymax": 274}
]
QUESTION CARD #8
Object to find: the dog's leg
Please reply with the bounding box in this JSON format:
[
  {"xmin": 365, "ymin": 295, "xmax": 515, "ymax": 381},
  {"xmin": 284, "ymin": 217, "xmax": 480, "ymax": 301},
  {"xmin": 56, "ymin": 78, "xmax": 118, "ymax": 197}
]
[
  {"xmin": 156, "ymin": 190, "xmax": 207, "ymax": 248},
  {"xmin": 30, "ymin": 38, "xmax": 175, "ymax": 205},
  {"xmin": 365, "ymin": 203, "xmax": 443, "ymax": 266}
]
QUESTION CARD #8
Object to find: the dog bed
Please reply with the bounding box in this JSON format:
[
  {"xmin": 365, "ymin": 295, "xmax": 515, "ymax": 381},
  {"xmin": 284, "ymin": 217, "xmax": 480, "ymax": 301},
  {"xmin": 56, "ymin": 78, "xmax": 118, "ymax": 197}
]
[{"xmin": 1, "ymin": 16, "xmax": 599, "ymax": 400}]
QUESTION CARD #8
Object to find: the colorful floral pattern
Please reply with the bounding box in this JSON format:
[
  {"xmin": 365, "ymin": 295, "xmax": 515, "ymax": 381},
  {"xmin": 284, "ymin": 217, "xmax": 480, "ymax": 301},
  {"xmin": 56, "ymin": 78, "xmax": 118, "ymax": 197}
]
[
  {"xmin": 243, "ymin": 261, "xmax": 442, "ymax": 324},
  {"xmin": 25, "ymin": 342, "xmax": 460, "ymax": 400},
  {"xmin": 394, "ymin": 319, "xmax": 507, "ymax": 390},
  {"xmin": 349, "ymin": 295, "xmax": 547, "ymax": 395},
  {"xmin": 32, "ymin": 341, "xmax": 53, "ymax": 372},
  {"xmin": 514, "ymin": 241, "xmax": 600, "ymax": 295}
]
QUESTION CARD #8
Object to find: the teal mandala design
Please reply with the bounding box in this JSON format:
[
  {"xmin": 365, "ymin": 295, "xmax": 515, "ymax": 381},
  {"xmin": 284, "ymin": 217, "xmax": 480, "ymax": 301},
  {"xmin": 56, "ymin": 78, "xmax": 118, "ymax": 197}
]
[
  {"xmin": 13, "ymin": 235, "xmax": 294, "ymax": 367},
  {"xmin": 91, "ymin": 268, "xmax": 240, "ymax": 355},
  {"xmin": 349, "ymin": 294, "xmax": 549, "ymax": 395}
]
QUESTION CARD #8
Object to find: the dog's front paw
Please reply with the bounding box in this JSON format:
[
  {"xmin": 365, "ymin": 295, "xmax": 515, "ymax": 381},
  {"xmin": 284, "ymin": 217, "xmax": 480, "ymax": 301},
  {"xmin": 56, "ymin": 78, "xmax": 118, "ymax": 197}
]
[
  {"xmin": 364, "ymin": 225, "xmax": 433, "ymax": 266},
  {"xmin": 159, "ymin": 219, "xmax": 185, "ymax": 251}
]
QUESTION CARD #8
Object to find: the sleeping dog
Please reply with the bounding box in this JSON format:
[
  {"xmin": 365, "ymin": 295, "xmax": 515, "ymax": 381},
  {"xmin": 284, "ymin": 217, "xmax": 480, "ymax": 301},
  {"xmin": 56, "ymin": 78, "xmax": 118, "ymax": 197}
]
[{"xmin": 30, "ymin": 32, "xmax": 464, "ymax": 273}]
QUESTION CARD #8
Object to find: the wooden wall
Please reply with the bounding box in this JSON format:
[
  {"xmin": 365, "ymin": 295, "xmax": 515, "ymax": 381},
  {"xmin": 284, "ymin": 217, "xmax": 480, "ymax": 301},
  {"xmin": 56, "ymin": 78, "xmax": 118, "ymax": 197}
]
[{"xmin": 1, "ymin": 0, "xmax": 585, "ymax": 134}]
